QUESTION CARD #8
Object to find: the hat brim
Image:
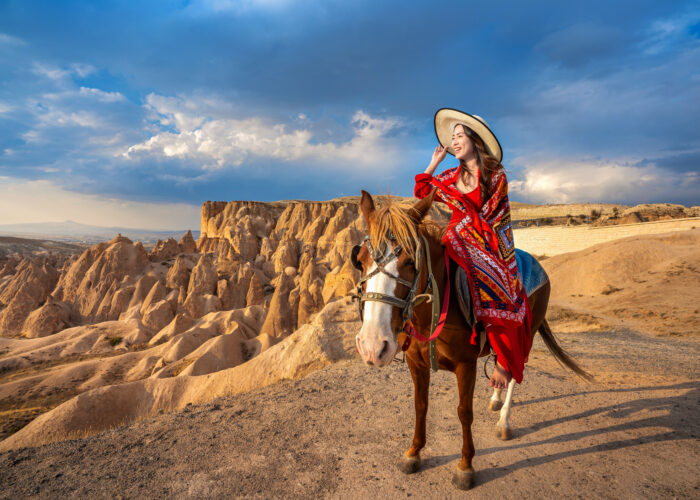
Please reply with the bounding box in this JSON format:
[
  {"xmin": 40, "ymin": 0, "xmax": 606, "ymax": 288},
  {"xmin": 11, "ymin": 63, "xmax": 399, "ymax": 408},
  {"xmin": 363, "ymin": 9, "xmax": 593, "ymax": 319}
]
[{"xmin": 434, "ymin": 108, "xmax": 502, "ymax": 163}]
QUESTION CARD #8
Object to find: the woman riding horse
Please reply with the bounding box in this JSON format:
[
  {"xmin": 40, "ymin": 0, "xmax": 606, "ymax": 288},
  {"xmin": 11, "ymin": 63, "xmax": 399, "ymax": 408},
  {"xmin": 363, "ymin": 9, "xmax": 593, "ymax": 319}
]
[
  {"xmin": 414, "ymin": 108, "xmax": 530, "ymax": 390},
  {"xmin": 353, "ymin": 109, "xmax": 590, "ymax": 489},
  {"xmin": 353, "ymin": 189, "xmax": 589, "ymax": 490}
]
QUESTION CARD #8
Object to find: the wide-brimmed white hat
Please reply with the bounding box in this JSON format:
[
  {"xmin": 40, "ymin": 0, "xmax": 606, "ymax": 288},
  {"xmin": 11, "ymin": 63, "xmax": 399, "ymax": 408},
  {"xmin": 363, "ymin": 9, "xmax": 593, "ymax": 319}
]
[{"xmin": 434, "ymin": 108, "xmax": 502, "ymax": 162}]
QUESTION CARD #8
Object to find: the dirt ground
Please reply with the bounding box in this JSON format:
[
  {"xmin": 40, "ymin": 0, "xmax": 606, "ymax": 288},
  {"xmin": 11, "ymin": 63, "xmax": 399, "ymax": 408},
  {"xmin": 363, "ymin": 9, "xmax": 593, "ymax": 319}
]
[{"xmin": 0, "ymin": 325, "xmax": 697, "ymax": 499}]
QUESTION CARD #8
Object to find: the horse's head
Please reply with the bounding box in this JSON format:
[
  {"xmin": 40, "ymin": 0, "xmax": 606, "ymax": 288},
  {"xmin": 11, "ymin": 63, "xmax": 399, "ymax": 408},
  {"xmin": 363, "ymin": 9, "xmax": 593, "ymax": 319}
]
[{"xmin": 353, "ymin": 189, "xmax": 437, "ymax": 367}]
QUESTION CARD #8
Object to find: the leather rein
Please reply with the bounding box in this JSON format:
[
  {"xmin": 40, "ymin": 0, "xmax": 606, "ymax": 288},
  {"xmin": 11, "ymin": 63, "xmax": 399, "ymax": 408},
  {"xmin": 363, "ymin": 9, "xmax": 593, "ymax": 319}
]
[{"xmin": 352, "ymin": 233, "xmax": 450, "ymax": 371}]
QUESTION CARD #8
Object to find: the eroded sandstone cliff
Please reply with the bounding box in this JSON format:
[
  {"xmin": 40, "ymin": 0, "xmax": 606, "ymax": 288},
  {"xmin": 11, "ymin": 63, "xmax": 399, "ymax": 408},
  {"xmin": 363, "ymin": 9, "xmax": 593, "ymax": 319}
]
[{"xmin": 0, "ymin": 197, "xmax": 392, "ymax": 442}]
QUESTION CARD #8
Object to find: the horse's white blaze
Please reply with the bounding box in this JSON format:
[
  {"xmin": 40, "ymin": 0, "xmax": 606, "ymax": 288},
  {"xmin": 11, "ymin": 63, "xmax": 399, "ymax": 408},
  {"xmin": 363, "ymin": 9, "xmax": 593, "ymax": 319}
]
[
  {"xmin": 496, "ymin": 379, "xmax": 516, "ymax": 430},
  {"xmin": 356, "ymin": 244, "xmax": 399, "ymax": 366}
]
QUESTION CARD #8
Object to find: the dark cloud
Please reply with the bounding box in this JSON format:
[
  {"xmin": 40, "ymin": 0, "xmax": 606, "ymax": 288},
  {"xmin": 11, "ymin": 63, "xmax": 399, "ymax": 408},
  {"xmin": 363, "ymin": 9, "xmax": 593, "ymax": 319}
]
[{"xmin": 639, "ymin": 150, "xmax": 700, "ymax": 173}]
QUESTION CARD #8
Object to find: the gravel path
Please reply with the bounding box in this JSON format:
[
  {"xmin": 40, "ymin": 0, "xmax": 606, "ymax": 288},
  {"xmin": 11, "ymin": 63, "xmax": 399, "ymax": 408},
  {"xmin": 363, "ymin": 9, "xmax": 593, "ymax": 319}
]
[{"xmin": 1, "ymin": 328, "xmax": 698, "ymax": 499}]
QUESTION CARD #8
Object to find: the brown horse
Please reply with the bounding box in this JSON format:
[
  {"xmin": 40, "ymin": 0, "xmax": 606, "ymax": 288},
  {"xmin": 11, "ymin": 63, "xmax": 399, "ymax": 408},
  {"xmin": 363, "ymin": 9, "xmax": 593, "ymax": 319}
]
[{"xmin": 353, "ymin": 189, "xmax": 591, "ymax": 490}]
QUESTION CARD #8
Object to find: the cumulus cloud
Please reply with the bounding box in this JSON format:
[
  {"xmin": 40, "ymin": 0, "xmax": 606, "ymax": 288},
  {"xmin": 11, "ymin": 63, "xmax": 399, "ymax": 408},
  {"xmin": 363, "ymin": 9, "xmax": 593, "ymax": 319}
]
[
  {"xmin": 31, "ymin": 63, "xmax": 72, "ymax": 81},
  {"xmin": 509, "ymin": 157, "xmax": 700, "ymax": 205},
  {"xmin": 78, "ymin": 87, "xmax": 126, "ymax": 103},
  {"xmin": 33, "ymin": 108, "xmax": 102, "ymax": 129},
  {"xmin": 125, "ymin": 94, "xmax": 403, "ymax": 170},
  {"xmin": 31, "ymin": 62, "xmax": 97, "ymax": 81},
  {"xmin": 0, "ymin": 178, "xmax": 200, "ymax": 230}
]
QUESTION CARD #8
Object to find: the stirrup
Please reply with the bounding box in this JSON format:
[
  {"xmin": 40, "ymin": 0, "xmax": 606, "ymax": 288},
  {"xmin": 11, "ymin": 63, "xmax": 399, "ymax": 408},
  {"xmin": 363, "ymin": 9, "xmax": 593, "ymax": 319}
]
[{"xmin": 483, "ymin": 351, "xmax": 497, "ymax": 381}]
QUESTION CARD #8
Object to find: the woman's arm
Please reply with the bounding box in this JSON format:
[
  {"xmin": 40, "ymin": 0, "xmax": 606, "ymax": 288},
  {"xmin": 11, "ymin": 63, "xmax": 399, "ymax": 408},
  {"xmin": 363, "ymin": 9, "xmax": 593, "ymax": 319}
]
[{"xmin": 415, "ymin": 145, "xmax": 448, "ymax": 199}]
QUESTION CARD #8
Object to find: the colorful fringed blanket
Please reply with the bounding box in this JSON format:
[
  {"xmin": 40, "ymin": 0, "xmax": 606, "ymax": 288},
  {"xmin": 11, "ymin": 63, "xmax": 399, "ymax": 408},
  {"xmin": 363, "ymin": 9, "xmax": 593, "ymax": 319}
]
[{"xmin": 429, "ymin": 166, "xmax": 528, "ymax": 330}]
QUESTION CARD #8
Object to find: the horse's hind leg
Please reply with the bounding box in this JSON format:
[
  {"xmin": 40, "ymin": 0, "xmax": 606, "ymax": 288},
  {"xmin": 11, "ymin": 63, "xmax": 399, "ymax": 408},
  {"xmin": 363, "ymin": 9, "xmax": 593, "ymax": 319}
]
[
  {"xmin": 452, "ymin": 361, "xmax": 477, "ymax": 490},
  {"xmin": 398, "ymin": 360, "xmax": 429, "ymax": 474},
  {"xmin": 488, "ymin": 387, "xmax": 504, "ymax": 411},
  {"xmin": 495, "ymin": 378, "xmax": 516, "ymax": 440}
]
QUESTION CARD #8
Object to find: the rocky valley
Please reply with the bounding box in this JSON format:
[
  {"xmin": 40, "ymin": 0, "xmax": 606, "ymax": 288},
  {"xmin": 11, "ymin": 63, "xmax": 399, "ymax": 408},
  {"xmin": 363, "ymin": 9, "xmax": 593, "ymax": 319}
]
[{"xmin": 0, "ymin": 197, "xmax": 697, "ymax": 498}]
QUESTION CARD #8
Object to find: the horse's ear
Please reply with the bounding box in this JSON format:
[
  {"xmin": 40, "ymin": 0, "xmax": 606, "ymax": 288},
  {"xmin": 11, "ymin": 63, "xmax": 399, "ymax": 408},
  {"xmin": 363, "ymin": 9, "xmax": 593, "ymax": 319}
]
[
  {"xmin": 360, "ymin": 190, "xmax": 376, "ymax": 227},
  {"xmin": 409, "ymin": 188, "xmax": 436, "ymax": 223}
]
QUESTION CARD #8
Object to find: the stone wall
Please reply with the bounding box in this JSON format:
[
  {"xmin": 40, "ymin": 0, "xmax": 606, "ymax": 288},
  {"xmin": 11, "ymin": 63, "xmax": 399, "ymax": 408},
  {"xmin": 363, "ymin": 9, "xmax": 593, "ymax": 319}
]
[{"xmin": 513, "ymin": 217, "xmax": 700, "ymax": 256}]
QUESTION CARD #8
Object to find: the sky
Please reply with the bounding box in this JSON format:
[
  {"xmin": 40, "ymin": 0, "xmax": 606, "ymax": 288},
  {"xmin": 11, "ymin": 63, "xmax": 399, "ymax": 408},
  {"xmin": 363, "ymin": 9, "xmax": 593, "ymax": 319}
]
[{"xmin": 0, "ymin": 0, "xmax": 698, "ymax": 230}]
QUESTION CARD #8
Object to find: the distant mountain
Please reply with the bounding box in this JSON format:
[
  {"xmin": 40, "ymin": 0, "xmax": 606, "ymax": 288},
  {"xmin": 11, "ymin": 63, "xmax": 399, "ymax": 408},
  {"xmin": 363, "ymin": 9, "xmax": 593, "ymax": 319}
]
[{"xmin": 0, "ymin": 220, "xmax": 199, "ymax": 245}]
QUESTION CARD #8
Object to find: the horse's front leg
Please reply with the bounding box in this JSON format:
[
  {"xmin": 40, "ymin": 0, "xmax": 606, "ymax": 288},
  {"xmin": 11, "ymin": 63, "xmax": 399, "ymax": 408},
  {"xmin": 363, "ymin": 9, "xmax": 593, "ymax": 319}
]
[
  {"xmin": 488, "ymin": 387, "xmax": 504, "ymax": 411},
  {"xmin": 398, "ymin": 359, "xmax": 430, "ymax": 474},
  {"xmin": 495, "ymin": 378, "xmax": 516, "ymax": 440},
  {"xmin": 452, "ymin": 361, "xmax": 477, "ymax": 490}
]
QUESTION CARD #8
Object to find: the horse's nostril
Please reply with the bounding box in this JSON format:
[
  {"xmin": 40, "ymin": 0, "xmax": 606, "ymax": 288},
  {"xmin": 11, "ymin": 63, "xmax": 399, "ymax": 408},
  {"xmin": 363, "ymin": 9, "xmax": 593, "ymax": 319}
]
[{"xmin": 379, "ymin": 340, "xmax": 389, "ymax": 360}]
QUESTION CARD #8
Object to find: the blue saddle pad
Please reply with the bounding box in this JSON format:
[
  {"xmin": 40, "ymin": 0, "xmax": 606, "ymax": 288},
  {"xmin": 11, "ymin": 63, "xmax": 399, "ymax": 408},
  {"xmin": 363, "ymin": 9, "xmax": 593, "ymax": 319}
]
[{"xmin": 515, "ymin": 248, "xmax": 548, "ymax": 296}]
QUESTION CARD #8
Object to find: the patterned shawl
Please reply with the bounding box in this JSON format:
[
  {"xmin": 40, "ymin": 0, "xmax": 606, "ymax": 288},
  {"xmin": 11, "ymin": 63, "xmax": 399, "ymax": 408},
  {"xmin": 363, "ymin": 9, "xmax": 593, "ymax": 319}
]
[{"xmin": 429, "ymin": 166, "xmax": 527, "ymax": 328}]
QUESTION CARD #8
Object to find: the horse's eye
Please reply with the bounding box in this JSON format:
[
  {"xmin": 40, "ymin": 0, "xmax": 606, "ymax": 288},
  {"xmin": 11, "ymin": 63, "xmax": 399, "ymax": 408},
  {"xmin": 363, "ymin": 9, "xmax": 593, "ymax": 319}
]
[
  {"xmin": 405, "ymin": 259, "xmax": 415, "ymax": 267},
  {"xmin": 351, "ymin": 245, "xmax": 363, "ymax": 271}
]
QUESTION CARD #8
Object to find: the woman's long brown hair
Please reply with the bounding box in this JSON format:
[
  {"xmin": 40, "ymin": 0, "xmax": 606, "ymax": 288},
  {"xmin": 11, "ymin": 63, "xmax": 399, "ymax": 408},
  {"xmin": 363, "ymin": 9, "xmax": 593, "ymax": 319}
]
[{"xmin": 455, "ymin": 123, "xmax": 502, "ymax": 199}]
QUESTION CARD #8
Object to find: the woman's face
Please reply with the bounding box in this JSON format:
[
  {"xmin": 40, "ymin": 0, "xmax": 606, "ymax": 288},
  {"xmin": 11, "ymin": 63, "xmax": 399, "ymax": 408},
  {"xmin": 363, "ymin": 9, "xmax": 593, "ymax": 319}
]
[{"xmin": 452, "ymin": 124, "xmax": 474, "ymax": 161}]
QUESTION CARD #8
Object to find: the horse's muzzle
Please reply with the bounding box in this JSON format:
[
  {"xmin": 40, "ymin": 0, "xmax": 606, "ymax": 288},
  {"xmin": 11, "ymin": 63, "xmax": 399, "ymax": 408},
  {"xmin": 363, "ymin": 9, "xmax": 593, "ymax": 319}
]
[{"xmin": 356, "ymin": 335, "xmax": 395, "ymax": 367}]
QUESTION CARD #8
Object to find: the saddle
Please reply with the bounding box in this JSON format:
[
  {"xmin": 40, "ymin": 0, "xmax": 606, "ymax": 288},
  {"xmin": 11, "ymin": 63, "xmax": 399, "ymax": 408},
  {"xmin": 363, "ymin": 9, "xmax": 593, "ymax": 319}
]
[
  {"xmin": 453, "ymin": 248, "xmax": 548, "ymax": 353},
  {"xmin": 454, "ymin": 264, "xmax": 487, "ymax": 353}
]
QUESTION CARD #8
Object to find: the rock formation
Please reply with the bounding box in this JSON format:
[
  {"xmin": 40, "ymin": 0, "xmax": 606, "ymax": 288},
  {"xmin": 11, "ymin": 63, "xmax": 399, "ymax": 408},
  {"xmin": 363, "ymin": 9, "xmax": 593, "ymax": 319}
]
[
  {"xmin": 21, "ymin": 295, "xmax": 71, "ymax": 338},
  {"xmin": 0, "ymin": 196, "xmax": 444, "ymax": 348},
  {"xmin": 179, "ymin": 230, "xmax": 197, "ymax": 253},
  {"xmin": 0, "ymin": 257, "xmax": 59, "ymax": 335},
  {"xmin": 53, "ymin": 235, "xmax": 150, "ymax": 323},
  {"xmin": 0, "ymin": 296, "xmax": 360, "ymax": 451},
  {"xmin": 0, "ymin": 196, "xmax": 440, "ymax": 445},
  {"xmin": 149, "ymin": 237, "xmax": 180, "ymax": 261}
]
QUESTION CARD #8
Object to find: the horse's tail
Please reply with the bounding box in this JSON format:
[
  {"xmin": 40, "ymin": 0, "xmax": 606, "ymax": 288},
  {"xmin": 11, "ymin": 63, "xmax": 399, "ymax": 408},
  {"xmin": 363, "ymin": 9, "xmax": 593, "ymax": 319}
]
[{"xmin": 538, "ymin": 319, "xmax": 594, "ymax": 381}]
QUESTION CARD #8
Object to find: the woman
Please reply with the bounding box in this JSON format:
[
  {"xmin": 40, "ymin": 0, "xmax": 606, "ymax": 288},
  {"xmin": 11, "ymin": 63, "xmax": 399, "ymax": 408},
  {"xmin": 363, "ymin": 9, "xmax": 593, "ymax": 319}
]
[{"xmin": 414, "ymin": 108, "xmax": 531, "ymax": 389}]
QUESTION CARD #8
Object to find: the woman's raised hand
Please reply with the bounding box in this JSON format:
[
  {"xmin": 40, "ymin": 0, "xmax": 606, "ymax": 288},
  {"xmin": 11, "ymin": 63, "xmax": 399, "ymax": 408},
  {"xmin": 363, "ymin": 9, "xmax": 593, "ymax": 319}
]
[
  {"xmin": 423, "ymin": 144, "xmax": 447, "ymax": 175},
  {"xmin": 431, "ymin": 144, "xmax": 447, "ymax": 166}
]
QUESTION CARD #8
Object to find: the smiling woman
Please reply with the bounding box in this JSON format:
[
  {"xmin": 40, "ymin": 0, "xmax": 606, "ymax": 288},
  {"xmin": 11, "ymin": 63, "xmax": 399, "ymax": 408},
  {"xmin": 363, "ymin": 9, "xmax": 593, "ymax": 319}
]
[{"xmin": 414, "ymin": 108, "xmax": 531, "ymax": 390}]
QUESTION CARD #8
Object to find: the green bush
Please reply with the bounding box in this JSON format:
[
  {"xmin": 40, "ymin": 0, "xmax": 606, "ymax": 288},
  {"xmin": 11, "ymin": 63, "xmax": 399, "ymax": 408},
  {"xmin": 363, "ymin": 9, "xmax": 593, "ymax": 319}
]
[{"xmin": 107, "ymin": 336, "xmax": 123, "ymax": 346}]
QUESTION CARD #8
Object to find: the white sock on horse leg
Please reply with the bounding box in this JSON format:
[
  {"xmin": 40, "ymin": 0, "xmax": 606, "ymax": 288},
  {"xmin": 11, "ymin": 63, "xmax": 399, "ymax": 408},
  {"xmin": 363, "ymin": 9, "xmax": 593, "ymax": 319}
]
[{"xmin": 496, "ymin": 379, "xmax": 516, "ymax": 429}]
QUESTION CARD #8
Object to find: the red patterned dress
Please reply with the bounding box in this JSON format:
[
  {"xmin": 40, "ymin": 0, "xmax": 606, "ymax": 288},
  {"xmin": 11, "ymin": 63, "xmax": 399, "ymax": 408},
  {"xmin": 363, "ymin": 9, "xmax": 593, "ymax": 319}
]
[{"xmin": 415, "ymin": 166, "xmax": 532, "ymax": 383}]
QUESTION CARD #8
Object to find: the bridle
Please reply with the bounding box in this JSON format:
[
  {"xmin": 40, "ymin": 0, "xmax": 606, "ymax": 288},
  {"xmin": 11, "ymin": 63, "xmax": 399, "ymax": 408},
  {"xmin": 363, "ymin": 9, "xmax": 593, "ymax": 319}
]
[
  {"xmin": 351, "ymin": 231, "xmax": 444, "ymax": 372},
  {"xmin": 352, "ymin": 233, "xmax": 432, "ymax": 331},
  {"xmin": 352, "ymin": 231, "xmax": 494, "ymax": 378}
]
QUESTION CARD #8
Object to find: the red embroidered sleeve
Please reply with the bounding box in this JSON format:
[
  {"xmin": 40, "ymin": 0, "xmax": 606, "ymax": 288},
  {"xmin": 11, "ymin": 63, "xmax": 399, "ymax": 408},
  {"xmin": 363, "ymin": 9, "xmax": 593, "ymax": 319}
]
[{"xmin": 414, "ymin": 173, "xmax": 433, "ymax": 199}]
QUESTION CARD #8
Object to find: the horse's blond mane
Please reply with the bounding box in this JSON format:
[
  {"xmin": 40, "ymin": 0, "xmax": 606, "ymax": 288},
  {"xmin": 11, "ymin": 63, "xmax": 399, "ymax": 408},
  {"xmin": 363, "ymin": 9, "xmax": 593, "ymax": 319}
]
[{"xmin": 369, "ymin": 197, "xmax": 445, "ymax": 260}]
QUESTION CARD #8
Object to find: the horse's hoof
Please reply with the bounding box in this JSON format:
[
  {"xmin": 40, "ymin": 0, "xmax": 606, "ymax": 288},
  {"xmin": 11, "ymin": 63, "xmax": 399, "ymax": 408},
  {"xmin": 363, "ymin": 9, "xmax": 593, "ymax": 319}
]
[
  {"xmin": 451, "ymin": 467, "xmax": 475, "ymax": 490},
  {"xmin": 495, "ymin": 426, "xmax": 512, "ymax": 440},
  {"xmin": 397, "ymin": 454, "xmax": 421, "ymax": 474},
  {"xmin": 488, "ymin": 400, "xmax": 503, "ymax": 411}
]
